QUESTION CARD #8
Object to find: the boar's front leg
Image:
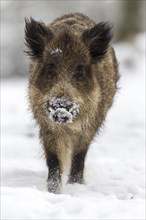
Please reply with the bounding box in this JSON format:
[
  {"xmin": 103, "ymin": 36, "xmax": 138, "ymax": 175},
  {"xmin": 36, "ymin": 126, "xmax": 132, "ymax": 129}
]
[
  {"xmin": 46, "ymin": 152, "xmax": 62, "ymax": 193},
  {"xmin": 41, "ymin": 129, "xmax": 62, "ymax": 193},
  {"xmin": 68, "ymin": 148, "xmax": 88, "ymax": 184}
]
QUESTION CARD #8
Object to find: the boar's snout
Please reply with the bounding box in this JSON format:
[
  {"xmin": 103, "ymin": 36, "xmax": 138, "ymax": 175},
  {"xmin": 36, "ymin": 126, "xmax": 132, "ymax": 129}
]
[{"xmin": 46, "ymin": 97, "xmax": 79, "ymax": 125}]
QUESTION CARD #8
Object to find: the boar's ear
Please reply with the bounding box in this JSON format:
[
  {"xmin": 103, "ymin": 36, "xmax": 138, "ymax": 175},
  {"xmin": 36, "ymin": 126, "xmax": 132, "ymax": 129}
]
[
  {"xmin": 25, "ymin": 17, "xmax": 53, "ymax": 58},
  {"xmin": 82, "ymin": 22, "xmax": 113, "ymax": 61}
]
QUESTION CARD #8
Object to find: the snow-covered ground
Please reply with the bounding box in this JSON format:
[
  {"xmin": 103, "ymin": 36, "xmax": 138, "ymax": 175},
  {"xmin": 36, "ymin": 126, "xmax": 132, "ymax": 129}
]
[{"xmin": 1, "ymin": 34, "xmax": 145, "ymax": 219}]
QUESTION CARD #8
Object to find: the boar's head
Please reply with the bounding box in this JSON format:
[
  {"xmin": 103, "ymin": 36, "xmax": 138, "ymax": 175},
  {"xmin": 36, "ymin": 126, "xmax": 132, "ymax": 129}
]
[{"xmin": 25, "ymin": 18, "xmax": 113, "ymax": 128}]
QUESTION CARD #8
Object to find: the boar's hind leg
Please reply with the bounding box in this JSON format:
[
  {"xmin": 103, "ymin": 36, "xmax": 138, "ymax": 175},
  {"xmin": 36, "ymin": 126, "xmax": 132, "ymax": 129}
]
[
  {"xmin": 47, "ymin": 152, "xmax": 62, "ymax": 193},
  {"xmin": 68, "ymin": 149, "xmax": 88, "ymax": 184}
]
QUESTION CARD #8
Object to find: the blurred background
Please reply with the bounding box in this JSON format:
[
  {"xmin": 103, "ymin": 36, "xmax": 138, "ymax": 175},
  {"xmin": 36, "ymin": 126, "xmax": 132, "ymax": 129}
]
[
  {"xmin": 1, "ymin": 2, "xmax": 145, "ymax": 217},
  {"xmin": 1, "ymin": 0, "xmax": 145, "ymax": 78}
]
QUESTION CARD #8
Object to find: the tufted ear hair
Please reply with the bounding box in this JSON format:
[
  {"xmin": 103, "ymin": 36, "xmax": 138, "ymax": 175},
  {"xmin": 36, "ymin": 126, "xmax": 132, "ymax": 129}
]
[
  {"xmin": 82, "ymin": 22, "xmax": 113, "ymax": 61},
  {"xmin": 24, "ymin": 17, "xmax": 53, "ymax": 59}
]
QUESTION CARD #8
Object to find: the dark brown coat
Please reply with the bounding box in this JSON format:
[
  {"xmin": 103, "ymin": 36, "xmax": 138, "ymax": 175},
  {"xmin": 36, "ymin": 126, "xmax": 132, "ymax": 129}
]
[{"xmin": 25, "ymin": 13, "xmax": 119, "ymax": 193}]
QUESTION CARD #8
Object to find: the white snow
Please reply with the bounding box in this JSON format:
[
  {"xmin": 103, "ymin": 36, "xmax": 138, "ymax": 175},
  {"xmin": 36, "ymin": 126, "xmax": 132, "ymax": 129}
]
[
  {"xmin": 1, "ymin": 34, "xmax": 145, "ymax": 219},
  {"xmin": 49, "ymin": 48, "xmax": 62, "ymax": 55}
]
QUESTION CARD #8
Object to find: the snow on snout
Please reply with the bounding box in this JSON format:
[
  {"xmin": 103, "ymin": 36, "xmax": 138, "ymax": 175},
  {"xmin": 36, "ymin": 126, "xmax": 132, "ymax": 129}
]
[
  {"xmin": 49, "ymin": 108, "xmax": 74, "ymax": 124},
  {"xmin": 47, "ymin": 97, "xmax": 79, "ymax": 124}
]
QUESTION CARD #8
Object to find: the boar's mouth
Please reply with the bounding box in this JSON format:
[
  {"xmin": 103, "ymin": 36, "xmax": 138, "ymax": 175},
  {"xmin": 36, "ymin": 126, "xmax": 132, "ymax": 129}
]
[{"xmin": 46, "ymin": 97, "xmax": 79, "ymax": 125}]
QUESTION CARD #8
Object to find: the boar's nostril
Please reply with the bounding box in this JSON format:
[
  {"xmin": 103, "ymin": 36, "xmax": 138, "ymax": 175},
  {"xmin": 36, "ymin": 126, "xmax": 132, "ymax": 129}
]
[
  {"xmin": 52, "ymin": 113, "xmax": 69, "ymax": 124},
  {"xmin": 53, "ymin": 114, "xmax": 59, "ymax": 122},
  {"xmin": 62, "ymin": 116, "xmax": 69, "ymax": 123}
]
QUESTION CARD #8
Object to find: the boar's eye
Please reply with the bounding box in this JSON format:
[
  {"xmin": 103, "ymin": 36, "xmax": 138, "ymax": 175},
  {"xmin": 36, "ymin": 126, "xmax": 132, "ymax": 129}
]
[
  {"xmin": 74, "ymin": 65, "xmax": 84, "ymax": 80},
  {"xmin": 46, "ymin": 63, "xmax": 56, "ymax": 77}
]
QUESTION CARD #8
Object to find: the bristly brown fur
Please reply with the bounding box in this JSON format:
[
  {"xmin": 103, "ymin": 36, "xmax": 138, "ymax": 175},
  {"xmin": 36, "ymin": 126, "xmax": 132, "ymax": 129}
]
[
  {"xmin": 83, "ymin": 22, "xmax": 113, "ymax": 61},
  {"xmin": 25, "ymin": 17, "xmax": 53, "ymax": 59},
  {"xmin": 25, "ymin": 12, "xmax": 119, "ymax": 193}
]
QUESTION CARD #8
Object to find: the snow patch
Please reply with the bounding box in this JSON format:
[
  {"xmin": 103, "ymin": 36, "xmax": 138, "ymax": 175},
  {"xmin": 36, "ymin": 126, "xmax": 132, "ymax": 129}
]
[{"xmin": 49, "ymin": 48, "xmax": 62, "ymax": 55}]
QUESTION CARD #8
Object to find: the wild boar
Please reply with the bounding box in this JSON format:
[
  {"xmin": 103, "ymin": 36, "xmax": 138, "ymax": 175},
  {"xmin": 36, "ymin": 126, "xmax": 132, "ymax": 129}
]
[{"xmin": 25, "ymin": 12, "xmax": 119, "ymax": 193}]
